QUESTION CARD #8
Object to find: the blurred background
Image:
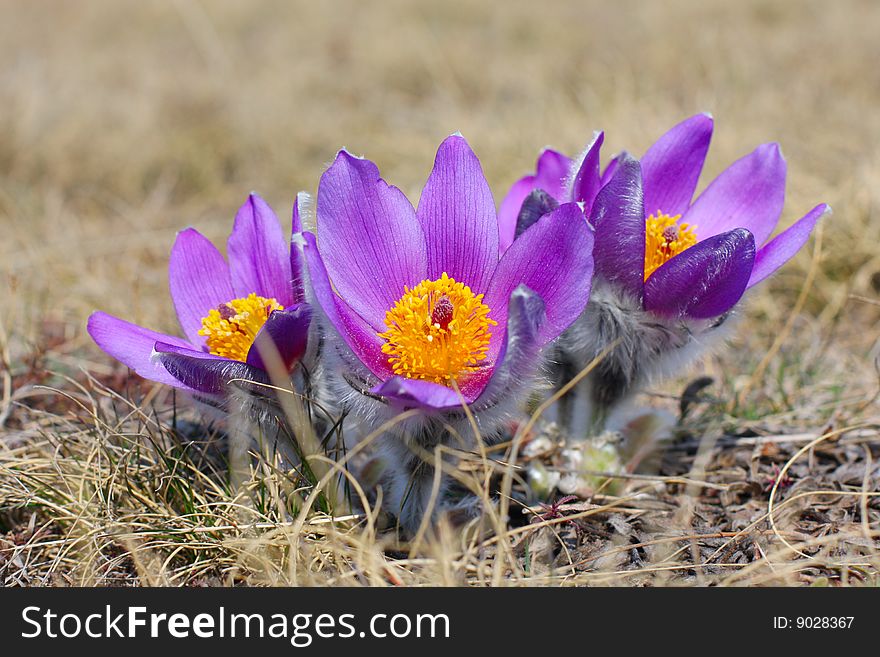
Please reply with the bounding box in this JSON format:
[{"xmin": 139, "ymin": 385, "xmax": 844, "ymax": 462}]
[{"xmin": 1, "ymin": 0, "xmax": 879, "ymax": 385}]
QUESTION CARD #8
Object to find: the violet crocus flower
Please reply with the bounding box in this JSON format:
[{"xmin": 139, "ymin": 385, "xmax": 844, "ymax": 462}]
[
  {"xmin": 505, "ymin": 115, "xmax": 829, "ymax": 435},
  {"xmin": 87, "ymin": 194, "xmax": 312, "ymax": 401},
  {"xmin": 300, "ymin": 135, "xmax": 594, "ymax": 530},
  {"xmin": 589, "ymin": 114, "xmax": 830, "ymax": 319}
]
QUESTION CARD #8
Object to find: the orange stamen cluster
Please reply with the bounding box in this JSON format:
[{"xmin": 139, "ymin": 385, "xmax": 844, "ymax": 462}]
[
  {"xmin": 644, "ymin": 212, "xmax": 698, "ymax": 280},
  {"xmin": 199, "ymin": 293, "xmax": 283, "ymax": 361},
  {"xmin": 378, "ymin": 273, "xmax": 496, "ymax": 385}
]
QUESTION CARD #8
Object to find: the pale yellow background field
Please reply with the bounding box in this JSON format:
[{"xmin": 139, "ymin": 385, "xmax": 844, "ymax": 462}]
[{"xmin": 1, "ymin": 0, "xmax": 878, "ymax": 392}]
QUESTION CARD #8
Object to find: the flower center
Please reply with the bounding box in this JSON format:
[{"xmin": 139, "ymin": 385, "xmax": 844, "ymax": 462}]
[
  {"xmin": 199, "ymin": 293, "xmax": 284, "ymax": 361},
  {"xmin": 644, "ymin": 212, "xmax": 698, "ymax": 280},
  {"xmin": 378, "ymin": 273, "xmax": 497, "ymax": 386}
]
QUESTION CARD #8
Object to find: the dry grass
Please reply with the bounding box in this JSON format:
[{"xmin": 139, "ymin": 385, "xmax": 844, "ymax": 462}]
[{"xmin": 2, "ymin": 0, "xmax": 879, "ymax": 586}]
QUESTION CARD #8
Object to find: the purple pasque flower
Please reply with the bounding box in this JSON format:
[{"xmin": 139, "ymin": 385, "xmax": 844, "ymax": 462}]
[
  {"xmin": 300, "ymin": 134, "xmax": 595, "ymax": 417},
  {"xmin": 537, "ymin": 116, "xmax": 830, "ymax": 437},
  {"xmin": 88, "ymin": 194, "xmax": 312, "ymax": 397},
  {"xmin": 501, "ymin": 114, "xmax": 829, "ymax": 318},
  {"xmin": 589, "ymin": 114, "xmax": 830, "ymax": 319}
]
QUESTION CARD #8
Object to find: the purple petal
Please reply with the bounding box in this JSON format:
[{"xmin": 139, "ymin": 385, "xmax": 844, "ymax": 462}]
[
  {"xmin": 168, "ymin": 228, "xmax": 235, "ymax": 347},
  {"xmin": 590, "ymin": 153, "xmax": 646, "ymax": 299},
  {"xmin": 228, "ymin": 193, "xmax": 294, "ymax": 306},
  {"xmin": 289, "ymin": 193, "xmax": 308, "ymax": 304},
  {"xmin": 87, "ymin": 311, "xmax": 196, "ymax": 390},
  {"xmin": 641, "ymin": 113, "xmax": 713, "ymax": 218},
  {"xmin": 685, "ymin": 143, "xmax": 786, "ymax": 246},
  {"xmin": 644, "ymin": 228, "xmax": 756, "ymax": 319},
  {"xmin": 245, "ymin": 303, "xmax": 312, "ymax": 372},
  {"xmin": 371, "ymin": 377, "xmax": 462, "ymax": 412},
  {"xmin": 748, "ymin": 203, "xmax": 830, "ymax": 289},
  {"xmin": 514, "ymin": 189, "xmax": 560, "ymax": 240},
  {"xmin": 531, "ymin": 148, "xmax": 575, "ymax": 203},
  {"xmin": 497, "ymin": 174, "xmax": 537, "ymax": 253},
  {"xmin": 600, "ymin": 155, "xmax": 620, "ymax": 187},
  {"xmin": 534, "ymin": 148, "xmax": 573, "ymax": 200},
  {"xmin": 498, "ymin": 149, "xmax": 573, "ymax": 253},
  {"xmin": 485, "ymin": 202, "xmax": 594, "ymax": 356},
  {"xmin": 416, "ymin": 135, "xmax": 499, "ymax": 293},
  {"xmin": 154, "ymin": 342, "xmax": 267, "ymax": 396},
  {"xmin": 317, "ymin": 150, "xmax": 427, "ymax": 330},
  {"xmin": 568, "ymin": 131, "xmax": 605, "ymax": 214},
  {"xmin": 299, "ymin": 231, "xmax": 394, "ymax": 380},
  {"xmin": 472, "ymin": 285, "xmax": 546, "ymax": 410}
]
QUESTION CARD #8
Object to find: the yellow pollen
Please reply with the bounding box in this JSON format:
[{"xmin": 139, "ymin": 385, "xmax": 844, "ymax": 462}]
[
  {"xmin": 644, "ymin": 211, "xmax": 698, "ymax": 280},
  {"xmin": 378, "ymin": 273, "xmax": 497, "ymax": 386},
  {"xmin": 198, "ymin": 293, "xmax": 284, "ymax": 361}
]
